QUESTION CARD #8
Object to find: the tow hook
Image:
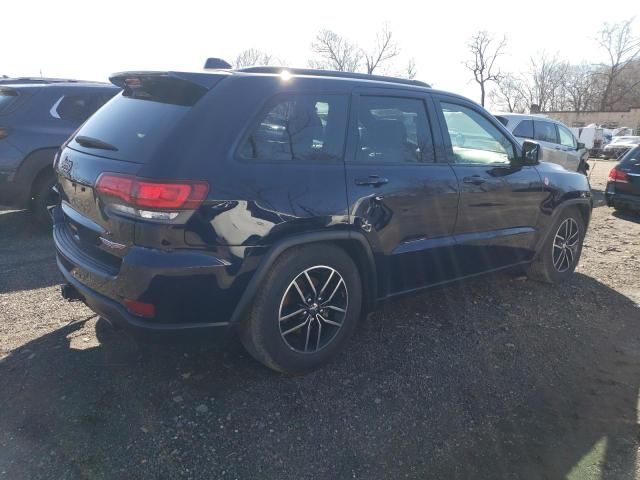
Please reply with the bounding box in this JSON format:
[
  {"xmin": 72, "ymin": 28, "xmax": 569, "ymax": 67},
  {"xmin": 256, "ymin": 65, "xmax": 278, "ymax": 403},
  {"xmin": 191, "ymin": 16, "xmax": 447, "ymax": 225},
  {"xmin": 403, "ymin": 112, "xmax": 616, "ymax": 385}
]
[{"xmin": 60, "ymin": 283, "xmax": 82, "ymax": 302}]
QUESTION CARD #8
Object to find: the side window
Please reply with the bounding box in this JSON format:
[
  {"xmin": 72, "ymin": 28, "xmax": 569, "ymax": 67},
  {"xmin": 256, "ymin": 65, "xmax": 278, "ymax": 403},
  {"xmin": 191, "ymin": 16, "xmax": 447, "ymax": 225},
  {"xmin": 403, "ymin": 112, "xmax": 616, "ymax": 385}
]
[
  {"xmin": 512, "ymin": 119, "xmax": 534, "ymax": 139},
  {"xmin": 240, "ymin": 93, "xmax": 348, "ymax": 162},
  {"xmin": 355, "ymin": 96, "xmax": 435, "ymax": 163},
  {"xmin": 558, "ymin": 124, "xmax": 576, "ymax": 148},
  {"xmin": 51, "ymin": 94, "xmax": 98, "ymax": 123},
  {"xmin": 440, "ymin": 102, "xmax": 514, "ymax": 165},
  {"xmin": 534, "ymin": 121, "xmax": 559, "ymax": 144}
]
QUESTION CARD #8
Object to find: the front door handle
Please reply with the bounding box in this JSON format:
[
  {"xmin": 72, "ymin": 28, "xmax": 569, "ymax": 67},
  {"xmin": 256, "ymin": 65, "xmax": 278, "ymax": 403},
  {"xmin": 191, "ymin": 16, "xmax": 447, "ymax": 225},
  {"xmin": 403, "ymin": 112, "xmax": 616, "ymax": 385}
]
[
  {"xmin": 462, "ymin": 175, "xmax": 486, "ymax": 185},
  {"xmin": 355, "ymin": 175, "xmax": 389, "ymax": 187}
]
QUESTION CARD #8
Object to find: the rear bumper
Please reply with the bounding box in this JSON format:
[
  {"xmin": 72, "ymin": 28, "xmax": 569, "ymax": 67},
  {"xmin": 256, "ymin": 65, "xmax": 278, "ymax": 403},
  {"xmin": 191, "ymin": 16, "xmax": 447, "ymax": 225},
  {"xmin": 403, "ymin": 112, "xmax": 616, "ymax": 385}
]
[
  {"xmin": 52, "ymin": 206, "xmax": 251, "ymax": 334},
  {"xmin": 605, "ymin": 185, "xmax": 640, "ymax": 210}
]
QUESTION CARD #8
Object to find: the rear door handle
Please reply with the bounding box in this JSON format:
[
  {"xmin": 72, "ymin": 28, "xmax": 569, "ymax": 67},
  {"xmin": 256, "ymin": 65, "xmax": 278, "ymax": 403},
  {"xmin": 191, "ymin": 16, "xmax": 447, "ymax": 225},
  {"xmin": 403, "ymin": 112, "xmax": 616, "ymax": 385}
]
[
  {"xmin": 355, "ymin": 175, "xmax": 389, "ymax": 187},
  {"xmin": 462, "ymin": 175, "xmax": 486, "ymax": 185}
]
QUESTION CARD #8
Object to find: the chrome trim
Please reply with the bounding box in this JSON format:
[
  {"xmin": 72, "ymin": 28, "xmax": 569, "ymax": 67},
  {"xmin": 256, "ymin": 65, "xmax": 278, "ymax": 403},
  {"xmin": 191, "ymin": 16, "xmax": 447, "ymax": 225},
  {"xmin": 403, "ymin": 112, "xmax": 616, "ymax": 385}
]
[{"xmin": 99, "ymin": 237, "xmax": 127, "ymax": 250}]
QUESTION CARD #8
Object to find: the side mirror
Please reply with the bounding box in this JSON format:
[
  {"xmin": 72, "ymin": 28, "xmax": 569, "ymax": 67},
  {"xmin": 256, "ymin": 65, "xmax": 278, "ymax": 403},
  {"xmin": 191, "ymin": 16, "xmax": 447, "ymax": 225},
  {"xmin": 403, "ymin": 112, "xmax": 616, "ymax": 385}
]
[
  {"xmin": 522, "ymin": 140, "xmax": 540, "ymax": 165},
  {"xmin": 576, "ymin": 142, "xmax": 585, "ymax": 150}
]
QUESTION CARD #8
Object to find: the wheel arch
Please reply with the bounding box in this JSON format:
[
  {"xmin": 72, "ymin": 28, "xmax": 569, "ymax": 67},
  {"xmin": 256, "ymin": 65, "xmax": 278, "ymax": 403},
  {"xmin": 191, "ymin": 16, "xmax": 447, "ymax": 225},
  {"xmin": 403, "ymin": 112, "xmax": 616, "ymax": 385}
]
[
  {"xmin": 228, "ymin": 230, "xmax": 377, "ymax": 325},
  {"xmin": 535, "ymin": 198, "xmax": 591, "ymax": 256}
]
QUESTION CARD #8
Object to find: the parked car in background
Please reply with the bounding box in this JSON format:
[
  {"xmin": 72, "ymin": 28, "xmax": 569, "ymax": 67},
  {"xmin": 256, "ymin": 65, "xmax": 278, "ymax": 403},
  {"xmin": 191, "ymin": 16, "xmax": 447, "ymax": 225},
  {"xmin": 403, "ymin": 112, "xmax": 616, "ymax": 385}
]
[
  {"xmin": 53, "ymin": 67, "xmax": 592, "ymax": 373},
  {"xmin": 605, "ymin": 145, "xmax": 640, "ymax": 212},
  {"xmin": 0, "ymin": 78, "xmax": 118, "ymax": 225},
  {"xmin": 494, "ymin": 113, "xmax": 589, "ymax": 174},
  {"xmin": 602, "ymin": 136, "xmax": 640, "ymax": 160}
]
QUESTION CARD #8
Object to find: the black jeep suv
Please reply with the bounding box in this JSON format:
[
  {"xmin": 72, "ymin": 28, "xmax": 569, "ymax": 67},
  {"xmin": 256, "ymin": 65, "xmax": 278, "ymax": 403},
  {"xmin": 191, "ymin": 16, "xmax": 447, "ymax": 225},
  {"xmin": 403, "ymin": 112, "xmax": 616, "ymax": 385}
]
[
  {"xmin": 0, "ymin": 78, "xmax": 117, "ymax": 224},
  {"xmin": 53, "ymin": 67, "xmax": 592, "ymax": 373}
]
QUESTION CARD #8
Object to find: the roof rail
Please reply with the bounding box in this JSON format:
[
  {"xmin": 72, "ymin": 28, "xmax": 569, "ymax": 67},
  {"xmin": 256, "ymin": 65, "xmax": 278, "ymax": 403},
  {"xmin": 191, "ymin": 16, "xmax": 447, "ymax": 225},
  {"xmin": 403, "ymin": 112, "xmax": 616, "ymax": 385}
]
[{"xmin": 236, "ymin": 67, "xmax": 430, "ymax": 88}]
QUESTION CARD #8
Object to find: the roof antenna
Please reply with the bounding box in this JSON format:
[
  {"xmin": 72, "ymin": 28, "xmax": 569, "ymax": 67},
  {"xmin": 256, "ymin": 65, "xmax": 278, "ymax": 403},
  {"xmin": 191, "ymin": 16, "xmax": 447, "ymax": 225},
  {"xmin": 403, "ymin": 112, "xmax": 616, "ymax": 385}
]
[{"xmin": 204, "ymin": 58, "xmax": 232, "ymax": 70}]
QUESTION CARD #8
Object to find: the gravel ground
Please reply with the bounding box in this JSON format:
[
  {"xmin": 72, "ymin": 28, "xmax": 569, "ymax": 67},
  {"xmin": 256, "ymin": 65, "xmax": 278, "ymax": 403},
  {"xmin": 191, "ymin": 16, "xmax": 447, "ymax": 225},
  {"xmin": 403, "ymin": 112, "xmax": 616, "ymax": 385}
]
[{"xmin": 1, "ymin": 159, "xmax": 639, "ymax": 479}]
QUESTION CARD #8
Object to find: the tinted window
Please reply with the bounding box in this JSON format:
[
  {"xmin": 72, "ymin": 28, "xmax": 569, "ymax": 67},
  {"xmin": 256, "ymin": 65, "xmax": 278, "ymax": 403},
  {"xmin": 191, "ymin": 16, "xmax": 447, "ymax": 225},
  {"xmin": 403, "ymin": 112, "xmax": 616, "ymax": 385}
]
[
  {"xmin": 534, "ymin": 121, "xmax": 558, "ymax": 143},
  {"xmin": 53, "ymin": 94, "xmax": 98, "ymax": 122},
  {"xmin": 355, "ymin": 96, "xmax": 435, "ymax": 163},
  {"xmin": 619, "ymin": 146, "xmax": 640, "ymax": 172},
  {"xmin": 241, "ymin": 94, "xmax": 348, "ymax": 162},
  {"xmin": 512, "ymin": 119, "xmax": 534, "ymax": 138},
  {"xmin": 495, "ymin": 115, "xmax": 508, "ymax": 127},
  {"xmin": 558, "ymin": 124, "xmax": 576, "ymax": 148},
  {"xmin": 71, "ymin": 94, "xmax": 190, "ymax": 163},
  {"xmin": 0, "ymin": 88, "xmax": 18, "ymax": 114},
  {"xmin": 441, "ymin": 102, "xmax": 514, "ymax": 165}
]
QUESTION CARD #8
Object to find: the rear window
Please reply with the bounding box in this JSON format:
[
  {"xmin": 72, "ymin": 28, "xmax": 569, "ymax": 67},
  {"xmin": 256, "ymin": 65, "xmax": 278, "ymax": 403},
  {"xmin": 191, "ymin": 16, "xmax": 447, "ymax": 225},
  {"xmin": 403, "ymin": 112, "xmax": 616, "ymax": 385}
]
[
  {"xmin": 619, "ymin": 146, "xmax": 640, "ymax": 171},
  {"xmin": 495, "ymin": 115, "xmax": 508, "ymax": 127},
  {"xmin": 70, "ymin": 94, "xmax": 191, "ymax": 162},
  {"xmin": 0, "ymin": 88, "xmax": 18, "ymax": 114},
  {"xmin": 513, "ymin": 120, "xmax": 534, "ymax": 139}
]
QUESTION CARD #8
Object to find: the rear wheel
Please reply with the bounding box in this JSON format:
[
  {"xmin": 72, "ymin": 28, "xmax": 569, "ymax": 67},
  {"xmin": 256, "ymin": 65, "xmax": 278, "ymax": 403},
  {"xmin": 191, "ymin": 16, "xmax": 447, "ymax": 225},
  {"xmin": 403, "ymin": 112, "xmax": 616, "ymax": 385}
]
[
  {"xmin": 239, "ymin": 244, "xmax": 362, "ymax": 374},
  {"xmin": 527, "ymin": 208, "xmax": 585, "ymax": 283},
  {"xmin": 30, "ymin": 171, "xmax": 58, "ymax": 228}
]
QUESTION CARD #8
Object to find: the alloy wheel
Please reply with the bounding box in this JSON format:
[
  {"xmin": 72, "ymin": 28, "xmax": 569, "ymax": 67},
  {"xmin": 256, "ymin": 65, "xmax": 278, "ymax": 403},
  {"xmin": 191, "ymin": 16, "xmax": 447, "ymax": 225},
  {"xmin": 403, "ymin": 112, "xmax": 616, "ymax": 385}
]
[
  {"xmin": 278, "ymin": 266, "xmax": 348, "ymax": 353},
  {"xmin": 552, "ymin": 218, "xmax": 580, "ymax": 273}
]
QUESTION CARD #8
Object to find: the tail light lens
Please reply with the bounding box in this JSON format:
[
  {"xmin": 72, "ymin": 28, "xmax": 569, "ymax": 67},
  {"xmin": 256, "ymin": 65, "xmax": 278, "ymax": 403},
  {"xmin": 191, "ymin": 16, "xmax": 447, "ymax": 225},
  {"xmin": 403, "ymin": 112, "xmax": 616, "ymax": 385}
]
[
  {"xmin": 608, "ymin": 168, "xmax": 629, "ymax": 183},
  {"xmin": 96, "ymin": 173, "xmax": 209, "ymax": 221},
  {"xmin": 124, "ymin": 299, "xmax": 156, "ymax": 318}
]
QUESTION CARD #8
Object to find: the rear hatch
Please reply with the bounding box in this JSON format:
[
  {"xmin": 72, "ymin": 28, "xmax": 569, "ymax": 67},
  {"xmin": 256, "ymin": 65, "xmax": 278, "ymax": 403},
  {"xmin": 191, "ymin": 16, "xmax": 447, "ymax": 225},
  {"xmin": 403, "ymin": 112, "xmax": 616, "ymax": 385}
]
[
  {"xmin": 614, "ymin": 146, "xmax": 640, "ymax": 196},
  {"xmin": 56, "ymin": 71, "xmax": 226, "ymax": 267}
]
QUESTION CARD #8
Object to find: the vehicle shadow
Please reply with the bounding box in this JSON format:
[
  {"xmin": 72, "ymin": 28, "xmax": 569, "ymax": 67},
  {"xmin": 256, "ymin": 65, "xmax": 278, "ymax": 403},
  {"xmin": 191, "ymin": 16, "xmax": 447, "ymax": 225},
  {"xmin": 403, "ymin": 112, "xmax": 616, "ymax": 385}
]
[
  {"xmin": 0, "ymin": 209, "xmax": 59, "ymax": 294},
  {"xmin": 1, "ymin": 272, "xmax": 639, "ymax": 479},
  {"xmin": 612, "ymin": 209, "xmax": 640, "ymax": 224}
]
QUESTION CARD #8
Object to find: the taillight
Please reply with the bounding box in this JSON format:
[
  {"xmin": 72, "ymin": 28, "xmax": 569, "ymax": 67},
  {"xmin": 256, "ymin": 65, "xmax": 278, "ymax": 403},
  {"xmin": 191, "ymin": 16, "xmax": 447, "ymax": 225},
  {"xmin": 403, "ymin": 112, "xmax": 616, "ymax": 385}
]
[
  {"xmin": 96, "ymin": 173, "xmax": 209, "ymax": 221},
  {"xmin": 608, "ymin": 167, "xmax": 629, "ymax": 183}
]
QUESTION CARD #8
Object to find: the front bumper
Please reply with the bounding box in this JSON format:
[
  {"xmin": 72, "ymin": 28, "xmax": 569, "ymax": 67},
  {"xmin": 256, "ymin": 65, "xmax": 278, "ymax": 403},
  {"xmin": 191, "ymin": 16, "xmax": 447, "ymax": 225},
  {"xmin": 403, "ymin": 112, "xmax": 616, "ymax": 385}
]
[{"xmin": 52, "ymin": 206, "xmax": 248, "ymax": 334}]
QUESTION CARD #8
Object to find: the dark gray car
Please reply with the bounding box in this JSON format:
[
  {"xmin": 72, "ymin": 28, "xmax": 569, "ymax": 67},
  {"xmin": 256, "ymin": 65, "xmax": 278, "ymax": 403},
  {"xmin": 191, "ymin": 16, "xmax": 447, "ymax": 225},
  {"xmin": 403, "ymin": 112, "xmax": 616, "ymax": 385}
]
[{"xmin": 0, "ymin": 79, "xmax": 118, "ymax": 224}]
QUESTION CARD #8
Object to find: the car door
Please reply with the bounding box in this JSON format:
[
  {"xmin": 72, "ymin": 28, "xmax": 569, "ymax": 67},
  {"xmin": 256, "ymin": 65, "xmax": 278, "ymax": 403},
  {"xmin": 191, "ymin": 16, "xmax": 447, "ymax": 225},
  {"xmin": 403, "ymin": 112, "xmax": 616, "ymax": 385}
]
[
  {"xmin": 433, "ymin": 96, "xmax": 545, "ymax": 276},
  {"xmin": 533, "ymin": 120, "xmax": 565, "ymax": 168},
  {"xmin": 344, "ymin": 89, "xmax": 460, "ymax": 295},
  {"xmin": 557, "ymin": 123, "xmax": 581, "ymax": 172}
]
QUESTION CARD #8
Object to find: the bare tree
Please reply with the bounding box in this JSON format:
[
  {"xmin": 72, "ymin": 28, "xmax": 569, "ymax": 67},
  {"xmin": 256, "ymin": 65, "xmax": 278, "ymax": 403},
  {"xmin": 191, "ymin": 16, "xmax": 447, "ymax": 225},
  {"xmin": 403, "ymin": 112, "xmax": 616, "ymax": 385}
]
[
  {"xmin": 597, "ymin": 19, "xmax": 640, "ymax": 110},
  {"xmin": 310, "ymin": 29, "xmax": 362, "ymax": 72},
  {"xmin": 465, "ymin": 31, "xmax": 507, "ymax": 106},
  {"xmin": 234, "ymin": 49, "xmax": 275, "ymax": 68},
  {"xmin": 363, "ymin": 25, "xmax": 399, "ymax": 74},
  {"xmin": 489, "ymin": 74, "xmax": 528, "ymax": 112},
  {"xmin": 404, "ymin": 58, "xmax": 417, "ymax": 79}
]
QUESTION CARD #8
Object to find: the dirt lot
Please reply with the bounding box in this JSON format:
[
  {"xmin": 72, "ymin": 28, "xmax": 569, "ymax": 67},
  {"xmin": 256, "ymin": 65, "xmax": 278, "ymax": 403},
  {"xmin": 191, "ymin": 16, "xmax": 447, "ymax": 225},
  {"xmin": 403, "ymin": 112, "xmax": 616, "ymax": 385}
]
[{"xmin": 1, "ymin": 159, "xmax": 639, "ymax": 479}]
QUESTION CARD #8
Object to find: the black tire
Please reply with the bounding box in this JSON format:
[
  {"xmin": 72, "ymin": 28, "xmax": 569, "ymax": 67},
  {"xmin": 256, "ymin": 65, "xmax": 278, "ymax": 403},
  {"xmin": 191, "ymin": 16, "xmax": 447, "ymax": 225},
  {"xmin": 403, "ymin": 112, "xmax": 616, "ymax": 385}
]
[
  {"xmin": 527, "ymin": 207, "xmax": 585, "ymax": 284},
  {"xmin": 30, "ymin": 172, "xmax": 58, "ymax": 228},
  {"xmin": 239, "ymin": 244, "xmax": 362, "ymax": 374}
]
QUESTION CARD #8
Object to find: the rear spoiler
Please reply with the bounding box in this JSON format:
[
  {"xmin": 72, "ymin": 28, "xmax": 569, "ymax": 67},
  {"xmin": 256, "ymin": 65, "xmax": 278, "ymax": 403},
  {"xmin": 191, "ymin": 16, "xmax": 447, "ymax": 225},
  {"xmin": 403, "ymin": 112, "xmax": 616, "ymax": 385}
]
[
  {"xmin": 109, "ymin": 71, "xmax": 229, "ymax": 90},
  {"xmin": 109, "ymin": 71, "xmax": 229, "ymax": 106}
]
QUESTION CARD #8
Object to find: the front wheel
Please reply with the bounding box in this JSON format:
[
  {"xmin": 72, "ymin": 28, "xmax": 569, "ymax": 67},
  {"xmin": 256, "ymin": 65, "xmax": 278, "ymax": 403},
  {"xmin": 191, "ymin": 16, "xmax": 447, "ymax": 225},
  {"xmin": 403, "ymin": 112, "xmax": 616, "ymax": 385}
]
[
  {"xmin": 527, "ymin": 208, "xmax": 585, "ymax": 283},
  {"xmin": 239, "ymin": 244, "xmax": 362, "ymax": 374}
]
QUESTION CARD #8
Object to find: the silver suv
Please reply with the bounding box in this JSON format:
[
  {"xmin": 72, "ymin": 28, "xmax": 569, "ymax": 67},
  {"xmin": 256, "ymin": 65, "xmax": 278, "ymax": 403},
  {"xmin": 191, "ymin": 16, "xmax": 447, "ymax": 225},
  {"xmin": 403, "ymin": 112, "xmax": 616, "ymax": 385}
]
[{"xmin": 495, "ymin": 113, "xmax": 588, "ymax": 174}]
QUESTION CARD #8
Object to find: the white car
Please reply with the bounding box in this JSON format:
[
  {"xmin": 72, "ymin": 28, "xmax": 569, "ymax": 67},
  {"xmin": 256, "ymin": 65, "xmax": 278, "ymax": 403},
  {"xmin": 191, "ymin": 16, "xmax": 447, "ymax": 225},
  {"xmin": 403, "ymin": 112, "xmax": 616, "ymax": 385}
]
[
  {"xmin": 494, "ymin": 113, "xmax": 588, "ymax": 174},
  {"xmin": 602, "ymin": 136, "xmax": 640, "ymax": 159}
]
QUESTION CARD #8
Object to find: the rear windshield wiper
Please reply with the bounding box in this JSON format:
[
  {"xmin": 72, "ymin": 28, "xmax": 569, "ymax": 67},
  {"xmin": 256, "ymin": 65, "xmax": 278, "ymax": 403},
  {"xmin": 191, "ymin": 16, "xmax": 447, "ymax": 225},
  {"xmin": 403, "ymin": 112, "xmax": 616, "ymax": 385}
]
[{"xmin": 74, "ymin": 135, "xmax": 118, "ymax": 151}]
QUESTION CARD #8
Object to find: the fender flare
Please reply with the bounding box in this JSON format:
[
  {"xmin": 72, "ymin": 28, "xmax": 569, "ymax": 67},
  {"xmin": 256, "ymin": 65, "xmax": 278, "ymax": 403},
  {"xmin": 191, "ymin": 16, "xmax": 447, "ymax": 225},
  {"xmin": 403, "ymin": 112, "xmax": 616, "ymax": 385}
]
[
  {"xmin": 535, "ymin": 197, "xmax": 592, "ymax": 254},
  {"xmin": 228, "ymin": 230, "xmax": 377, "ymax": 325}
]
